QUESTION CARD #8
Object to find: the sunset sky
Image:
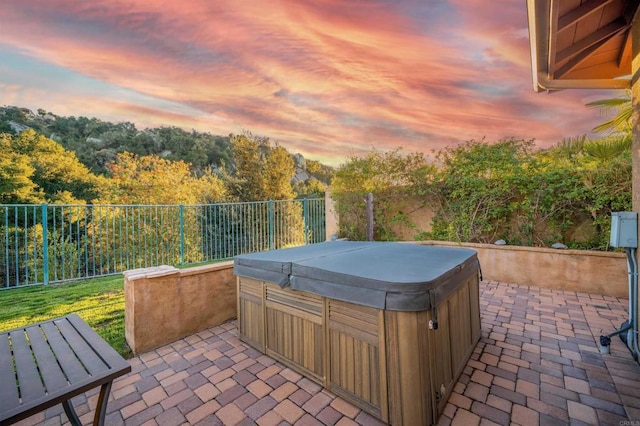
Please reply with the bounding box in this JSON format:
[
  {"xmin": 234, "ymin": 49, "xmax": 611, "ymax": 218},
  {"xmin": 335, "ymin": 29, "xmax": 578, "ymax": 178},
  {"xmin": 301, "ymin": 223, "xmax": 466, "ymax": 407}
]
[{"xmin": 0, "ymin": 0, "xmax": 625, "ymax": 166}]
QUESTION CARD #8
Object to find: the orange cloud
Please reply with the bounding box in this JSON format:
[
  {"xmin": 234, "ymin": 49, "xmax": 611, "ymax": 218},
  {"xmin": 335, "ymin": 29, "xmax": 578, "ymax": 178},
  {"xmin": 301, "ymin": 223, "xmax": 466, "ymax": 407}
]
[{"xmin": 0, "ymin": 0, "xmax": 618, "ymax": 167}]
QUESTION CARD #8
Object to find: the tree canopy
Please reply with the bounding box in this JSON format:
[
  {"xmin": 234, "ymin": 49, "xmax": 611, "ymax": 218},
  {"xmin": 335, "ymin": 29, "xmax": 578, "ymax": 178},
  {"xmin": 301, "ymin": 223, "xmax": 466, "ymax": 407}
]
[
  {"xmin": 99, "ymin": 152, "xmax": 228, "ymax": 205},
  {"xmin": 0, "ymin": 107, "xmax": 332, "ymax": 204},
  {"xmin": 229, "ymin": 133, "xmax": 297, "ymax": 201},
  {"xmin": 0, "ymin": 130, "xmax": 104, "ymax": 204}
]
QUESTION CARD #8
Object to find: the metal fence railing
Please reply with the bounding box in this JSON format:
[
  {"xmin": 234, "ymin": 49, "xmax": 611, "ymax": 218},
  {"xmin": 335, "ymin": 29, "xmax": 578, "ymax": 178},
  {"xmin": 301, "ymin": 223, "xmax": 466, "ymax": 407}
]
[{"xmin": 1, "ymin": 199, "xmax": 326, "ymax": 289}]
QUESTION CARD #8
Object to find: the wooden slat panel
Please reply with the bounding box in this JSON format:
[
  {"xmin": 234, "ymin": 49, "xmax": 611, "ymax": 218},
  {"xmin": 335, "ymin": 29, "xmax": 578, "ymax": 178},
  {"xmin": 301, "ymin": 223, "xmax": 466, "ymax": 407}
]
[
  {"xmin": 40, "ymin": 322, "xmax": 89, "ymax": 385},
  {"xmin": 358, "ymin": 339, "xmax": 370, "ymax": 402},
  {"xmin": 10, "ymin": 330, "xmax": 46, "ymax": 402},
  {"xmin": 239, "ymin": 298, "xmax": 264, "ymax": 349},
  {"xmin": 468, "ymin": 277, "xmax": 481, "ymax": 344},
  {"xmin": 385, "ymin": 309, "xmax": 434, "ymax": 424},
  {"xmin": 265, "ymin": 300, "xmax": 323, "ymax": 324},
  {"xmin": 238, "ymin": 277, "xmax": 264, "ymax": 349},
  {"xmin": 328, "ymin": 298, "xmax": 382, "ymax": 418},
  {"xmin": 328, "ymin": 300, "xmax": 378, "ymax": 344},
  {"xmin": 265, "ymin": 307, "xmax": 323, "ymax": 379},
  {"xmin": 239, "ymin": 277, "xmax": 262, "ymax": 298},
  {"xmin": 376, "ymin": 309, "xmax": 388, "ymax": 422},
  {"xmin": 398, "ymin": 313, "xmax": 427, "ymax": 423},
  {"xmin": 385, "ymin": 312, "xmax": 402, "ymax": 426},
  {"xmin": 25, "ymin": 326, "xmax": 68, "ymax": 393},
  {"xmin": 430, "ymin": 302, "xmax": 452, "ymax": 404},
  {"xmin": 448, "ymin": 286, "xmax": 470, "ymax": 370},
  {"xmin": 0, "ymin": 335, "xmax": 20, "ymax": 413},
  {"xmin": 266, "ymin": 285, "xmax": 323, "ymax": 315},
  {"xmin": 55, "ymin": 320, "xmax": 107, "ymax": 376}
]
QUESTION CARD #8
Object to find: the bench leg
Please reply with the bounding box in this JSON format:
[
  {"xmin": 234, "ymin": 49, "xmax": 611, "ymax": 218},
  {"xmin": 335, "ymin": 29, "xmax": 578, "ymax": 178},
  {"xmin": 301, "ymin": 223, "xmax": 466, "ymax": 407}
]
[
  {"xmin": 93, "ymin": 381, "xmax": 113, "ymax": 426},
  {"xmin": 62, "ymin": 399, "xmax": 82, "ymax": 426}
]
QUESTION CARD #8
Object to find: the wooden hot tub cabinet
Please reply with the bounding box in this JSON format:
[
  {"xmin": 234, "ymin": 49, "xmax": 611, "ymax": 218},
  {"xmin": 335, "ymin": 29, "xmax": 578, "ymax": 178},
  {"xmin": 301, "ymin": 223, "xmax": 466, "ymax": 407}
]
[{"xmin": 235, "ymin": 242, "xmax": 481, "ymax": 425}]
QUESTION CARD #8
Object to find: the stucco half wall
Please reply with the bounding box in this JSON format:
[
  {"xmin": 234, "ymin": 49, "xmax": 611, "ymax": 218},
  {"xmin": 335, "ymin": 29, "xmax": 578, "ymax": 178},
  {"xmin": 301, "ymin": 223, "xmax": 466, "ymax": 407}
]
[
  {"xmin": 124, "ymin": 262, "xmax": 236, "ymax": 354},
  {"xmin": 413, "ymin": 241, "xmax": 627, "ymax": 298}
]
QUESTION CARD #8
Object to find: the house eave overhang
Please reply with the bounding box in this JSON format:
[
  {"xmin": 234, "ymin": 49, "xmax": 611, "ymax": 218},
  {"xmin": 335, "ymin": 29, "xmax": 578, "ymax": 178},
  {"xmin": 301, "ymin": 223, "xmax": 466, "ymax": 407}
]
[{"xmin": 527, "ymin": 0, "xmax": 635, "ymax": 92}]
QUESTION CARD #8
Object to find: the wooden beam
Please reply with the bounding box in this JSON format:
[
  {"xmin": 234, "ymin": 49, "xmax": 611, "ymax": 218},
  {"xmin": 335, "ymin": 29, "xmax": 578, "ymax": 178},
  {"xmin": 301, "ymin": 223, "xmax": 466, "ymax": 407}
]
[
  {"xmin": 548, "ymin": 0, "xmax": 560, "ymax": 81},
  {"xmin": 558, "ymin": 0, "xmax": 615, "ymax": 32},
  {"xmin": 618, "ymin": 28, "xmax": 632, "ymax": 68},
  {"xmin": 555, "ymin": 37, "xmax": 610, "ymax": 78},
  {"xmin": 556, "ymin": 19, "xmax": 627, "ymax": 62},
  {"xmin": 622, "ymin": 0, "xmax": 640, "ymax": 24}
]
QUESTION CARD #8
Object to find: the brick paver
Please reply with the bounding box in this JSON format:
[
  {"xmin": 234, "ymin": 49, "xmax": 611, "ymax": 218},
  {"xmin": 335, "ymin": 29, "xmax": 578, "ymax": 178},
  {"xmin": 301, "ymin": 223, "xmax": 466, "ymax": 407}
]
[{"xmin": 17, "ymin": 281, "xmax": 639, "ymax": 426}]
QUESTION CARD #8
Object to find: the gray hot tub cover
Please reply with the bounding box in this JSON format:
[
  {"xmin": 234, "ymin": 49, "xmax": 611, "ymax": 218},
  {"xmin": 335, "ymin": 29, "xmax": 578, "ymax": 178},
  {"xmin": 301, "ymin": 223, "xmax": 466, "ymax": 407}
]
[
  {"xmin": 234, "ymin": 242, "xmax": 479, "ymax": 311},
  {"xmin": 233, "ymin": 241, "xmax": 375, "ymax": 286}
]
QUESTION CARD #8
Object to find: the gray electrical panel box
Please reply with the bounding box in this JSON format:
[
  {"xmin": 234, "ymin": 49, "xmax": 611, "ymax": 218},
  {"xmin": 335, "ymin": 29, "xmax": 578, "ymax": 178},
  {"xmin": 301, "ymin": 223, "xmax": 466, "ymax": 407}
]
[{"xmin": 610, "ymin": 212, "xmax": 638, "ymax": 248}]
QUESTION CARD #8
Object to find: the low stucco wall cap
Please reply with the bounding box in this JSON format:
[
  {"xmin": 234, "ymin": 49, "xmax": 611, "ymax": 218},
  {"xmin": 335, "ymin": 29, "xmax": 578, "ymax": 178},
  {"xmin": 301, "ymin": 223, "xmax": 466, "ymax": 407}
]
[{"xmin": 123, "ymin": 265, "xmax": 179, "ymax": 281}]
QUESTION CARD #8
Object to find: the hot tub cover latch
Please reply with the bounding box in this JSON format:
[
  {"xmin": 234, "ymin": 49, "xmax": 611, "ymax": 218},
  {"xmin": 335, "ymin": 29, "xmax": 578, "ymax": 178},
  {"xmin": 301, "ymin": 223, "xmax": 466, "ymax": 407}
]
[{"xmin": 429, "ymin": 291, "xmax": 439, "ymax": 330}]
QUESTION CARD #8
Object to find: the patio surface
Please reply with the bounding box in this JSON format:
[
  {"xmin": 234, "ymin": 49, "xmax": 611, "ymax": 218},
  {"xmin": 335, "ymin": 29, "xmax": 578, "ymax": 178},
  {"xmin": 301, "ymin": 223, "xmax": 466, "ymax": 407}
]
[{"xmin": 14, "ymin": 280, "xmax": 640, "ymax": 426}]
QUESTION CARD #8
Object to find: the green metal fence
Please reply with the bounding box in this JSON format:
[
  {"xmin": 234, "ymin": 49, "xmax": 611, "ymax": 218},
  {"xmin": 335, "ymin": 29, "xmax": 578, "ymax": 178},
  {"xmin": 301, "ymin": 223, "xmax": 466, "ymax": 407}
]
[{"xmin": 1, "ymin": 199, "xmax": 326, "ymax": 289}]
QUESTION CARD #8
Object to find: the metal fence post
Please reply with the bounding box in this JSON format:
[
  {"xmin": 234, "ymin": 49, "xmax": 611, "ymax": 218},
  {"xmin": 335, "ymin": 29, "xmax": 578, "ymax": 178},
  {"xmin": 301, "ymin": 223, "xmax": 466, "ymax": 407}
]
[
  {"xmin": 269, "ymin": 200, "xmax": 275, "ymax": 250},
  {"xmin": 41, "ymin": 204, "xmax": 49, "ymax": 285},
  {"xmin": 179, "ymin": 204, "xmax": 185, "ymax": 265}
]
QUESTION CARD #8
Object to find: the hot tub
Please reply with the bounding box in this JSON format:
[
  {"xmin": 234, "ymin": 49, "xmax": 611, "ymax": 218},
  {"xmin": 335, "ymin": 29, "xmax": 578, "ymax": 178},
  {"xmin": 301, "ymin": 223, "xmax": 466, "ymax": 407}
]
[{"xmin": 234, "ymin": 242, "xmax": 481, "ymax": 425}]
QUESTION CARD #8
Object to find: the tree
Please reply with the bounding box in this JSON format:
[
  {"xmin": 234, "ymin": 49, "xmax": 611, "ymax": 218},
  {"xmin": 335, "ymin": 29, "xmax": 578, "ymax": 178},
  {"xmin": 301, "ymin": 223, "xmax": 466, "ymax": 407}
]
[
  {"xmin": 229, "ymin": 133, "xmax": 296, "ymax": 201},
  {"xmin": 305, "ymin": 159, "xmax": 334, "ymax": 185},
  {"xmin": 227, "ymin": 133, "xmax": 304, "ymax": 248},
  {"xmin": 101, "ymin": 152, "xmax": 227, "ymax": 205},
  {"xmin": 293, "ymin": 179, "xmax": 326, "ymax": 198},
  {"xmin": 0, "ymin": 133, "xmax": 42, "ymax": 203},
  {"xmin": 0, "ymin": 130, "xmax": 103, "ymax": 203}
]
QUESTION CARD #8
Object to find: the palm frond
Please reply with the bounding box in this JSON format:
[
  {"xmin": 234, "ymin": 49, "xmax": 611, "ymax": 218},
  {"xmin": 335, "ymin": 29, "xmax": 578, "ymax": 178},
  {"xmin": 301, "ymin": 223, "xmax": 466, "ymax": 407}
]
[
  {"xmin": 583, "ymin": 135, "xmax": 631, "ymax": 160},
  {"xmin": 549, "ymin": 135, "xmax": 587, "ymax": 159},
  {"xmin": 585, "ymin": 90, "xmax": 632, "ymax": 135}
]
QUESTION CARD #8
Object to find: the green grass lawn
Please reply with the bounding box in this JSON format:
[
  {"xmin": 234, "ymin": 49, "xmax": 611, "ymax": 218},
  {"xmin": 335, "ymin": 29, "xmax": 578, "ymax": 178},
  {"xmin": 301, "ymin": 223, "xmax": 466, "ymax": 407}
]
[{"xmin": 0, "ymin": 276, "xmax": 131, "ymax": 358}]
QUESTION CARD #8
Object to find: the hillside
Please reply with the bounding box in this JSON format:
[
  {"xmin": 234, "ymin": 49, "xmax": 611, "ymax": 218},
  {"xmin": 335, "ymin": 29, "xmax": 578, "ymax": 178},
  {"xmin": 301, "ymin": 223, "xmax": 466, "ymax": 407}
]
[{"xmin": 0, "ymin": 106, "xmax": 333, "ymax": 186}]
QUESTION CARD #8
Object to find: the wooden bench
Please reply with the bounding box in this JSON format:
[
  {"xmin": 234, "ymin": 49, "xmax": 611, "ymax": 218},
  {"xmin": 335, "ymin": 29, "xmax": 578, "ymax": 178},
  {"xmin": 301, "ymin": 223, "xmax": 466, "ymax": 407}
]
[{"xmin": 0, "ymin": 314, "xmax": 131, "ymax": 425}]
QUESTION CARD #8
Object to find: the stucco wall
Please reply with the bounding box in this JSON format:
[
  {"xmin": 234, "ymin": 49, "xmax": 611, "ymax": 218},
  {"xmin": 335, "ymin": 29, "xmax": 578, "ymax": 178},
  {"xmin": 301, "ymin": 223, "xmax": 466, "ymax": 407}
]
[
  {"xmin": 124, "ymin": 262, "xmax": 236, "ymax": 354},
  {"xmin": 413, "ymin": 241, "xmax": 628, "ymax": 298},
  {"xmin": 123, "ymin": 242, "xmax": 629, "ymax": 354},
  {"xmin": 325, "ymin": 188, "xmax": 339, "ymax": 240}
]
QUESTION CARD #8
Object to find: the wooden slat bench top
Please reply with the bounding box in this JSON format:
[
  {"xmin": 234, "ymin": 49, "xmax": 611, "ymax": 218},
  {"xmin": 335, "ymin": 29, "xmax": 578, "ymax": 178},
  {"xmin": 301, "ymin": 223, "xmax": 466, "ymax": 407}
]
[{"xmin": 0, "ymin": 314, "xmax": 131, "ymax": 425}]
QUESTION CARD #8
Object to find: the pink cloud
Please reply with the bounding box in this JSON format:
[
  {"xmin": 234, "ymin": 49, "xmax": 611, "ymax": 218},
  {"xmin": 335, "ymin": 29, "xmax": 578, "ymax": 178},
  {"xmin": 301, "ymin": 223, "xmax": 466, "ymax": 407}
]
[{"xmin": 0, "ymin": 1, "xmax": 619, "ymax": 166}]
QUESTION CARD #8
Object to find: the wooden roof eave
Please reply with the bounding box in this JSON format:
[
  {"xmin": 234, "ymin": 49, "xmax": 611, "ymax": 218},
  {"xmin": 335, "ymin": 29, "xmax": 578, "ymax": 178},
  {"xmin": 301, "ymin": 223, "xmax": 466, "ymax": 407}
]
[{"xmin": 527, "ymin": 0, "xmax": 632, "ymax": 92}]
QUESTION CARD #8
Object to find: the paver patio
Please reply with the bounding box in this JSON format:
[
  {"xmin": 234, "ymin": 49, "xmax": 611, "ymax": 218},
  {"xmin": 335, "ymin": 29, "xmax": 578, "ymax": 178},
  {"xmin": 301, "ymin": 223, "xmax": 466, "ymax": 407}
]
[{"xmin": 13, "ymin": 280, "xmax": 640, "ymax": 426}]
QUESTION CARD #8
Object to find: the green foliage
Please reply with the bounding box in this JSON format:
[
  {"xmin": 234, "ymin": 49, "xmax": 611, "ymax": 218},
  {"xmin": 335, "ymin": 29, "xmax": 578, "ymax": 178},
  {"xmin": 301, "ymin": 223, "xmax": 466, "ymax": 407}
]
[
  {"xmin": 229, "ymin": 133, "xmax": 296, "ymax": 201},
  {"xmin": 586, "ymin": 90, "xmax": 632, "ymax": 136},
  {"xmin": 0, "ymin": 130, "xmax": 104, "ymax": 203},
  {"xmin": 335, "ymin": 138, "xmax": 631, "ymax": 250},
  {"xmin": 431, "ymin": 137, "xmax": 631, "ymax": 248},
  {"xmin": 100, "ymin": 152, "xmax": 227, "ymax": 205},
  {"xmin": 0, "ymin": 107, "xmax": 332, "ymax": 203},
  {"xmin": 332, "ymin": 149, "xmax": 433, "ymax": 241},
  {"xmin": 226, "ymin": 133, "xmax": 306, "ymax": 246},
  {"xmin": 293, "ymin": 179, "xmax": 326, "ymax": 199},
  {"xmin": 0, "ymin": 135, "xmax": 41, "ymax": 203},
  {"xmin": 582, "ymin": 135, "xmax": 631, "ymax": 161},
  {"xmin": 305, "ymin": 159, "xmax": 334, "ymax": 185},
  {"xmin": 431, "ymin": 138, "xmax": 534, "ymax": 243}
]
